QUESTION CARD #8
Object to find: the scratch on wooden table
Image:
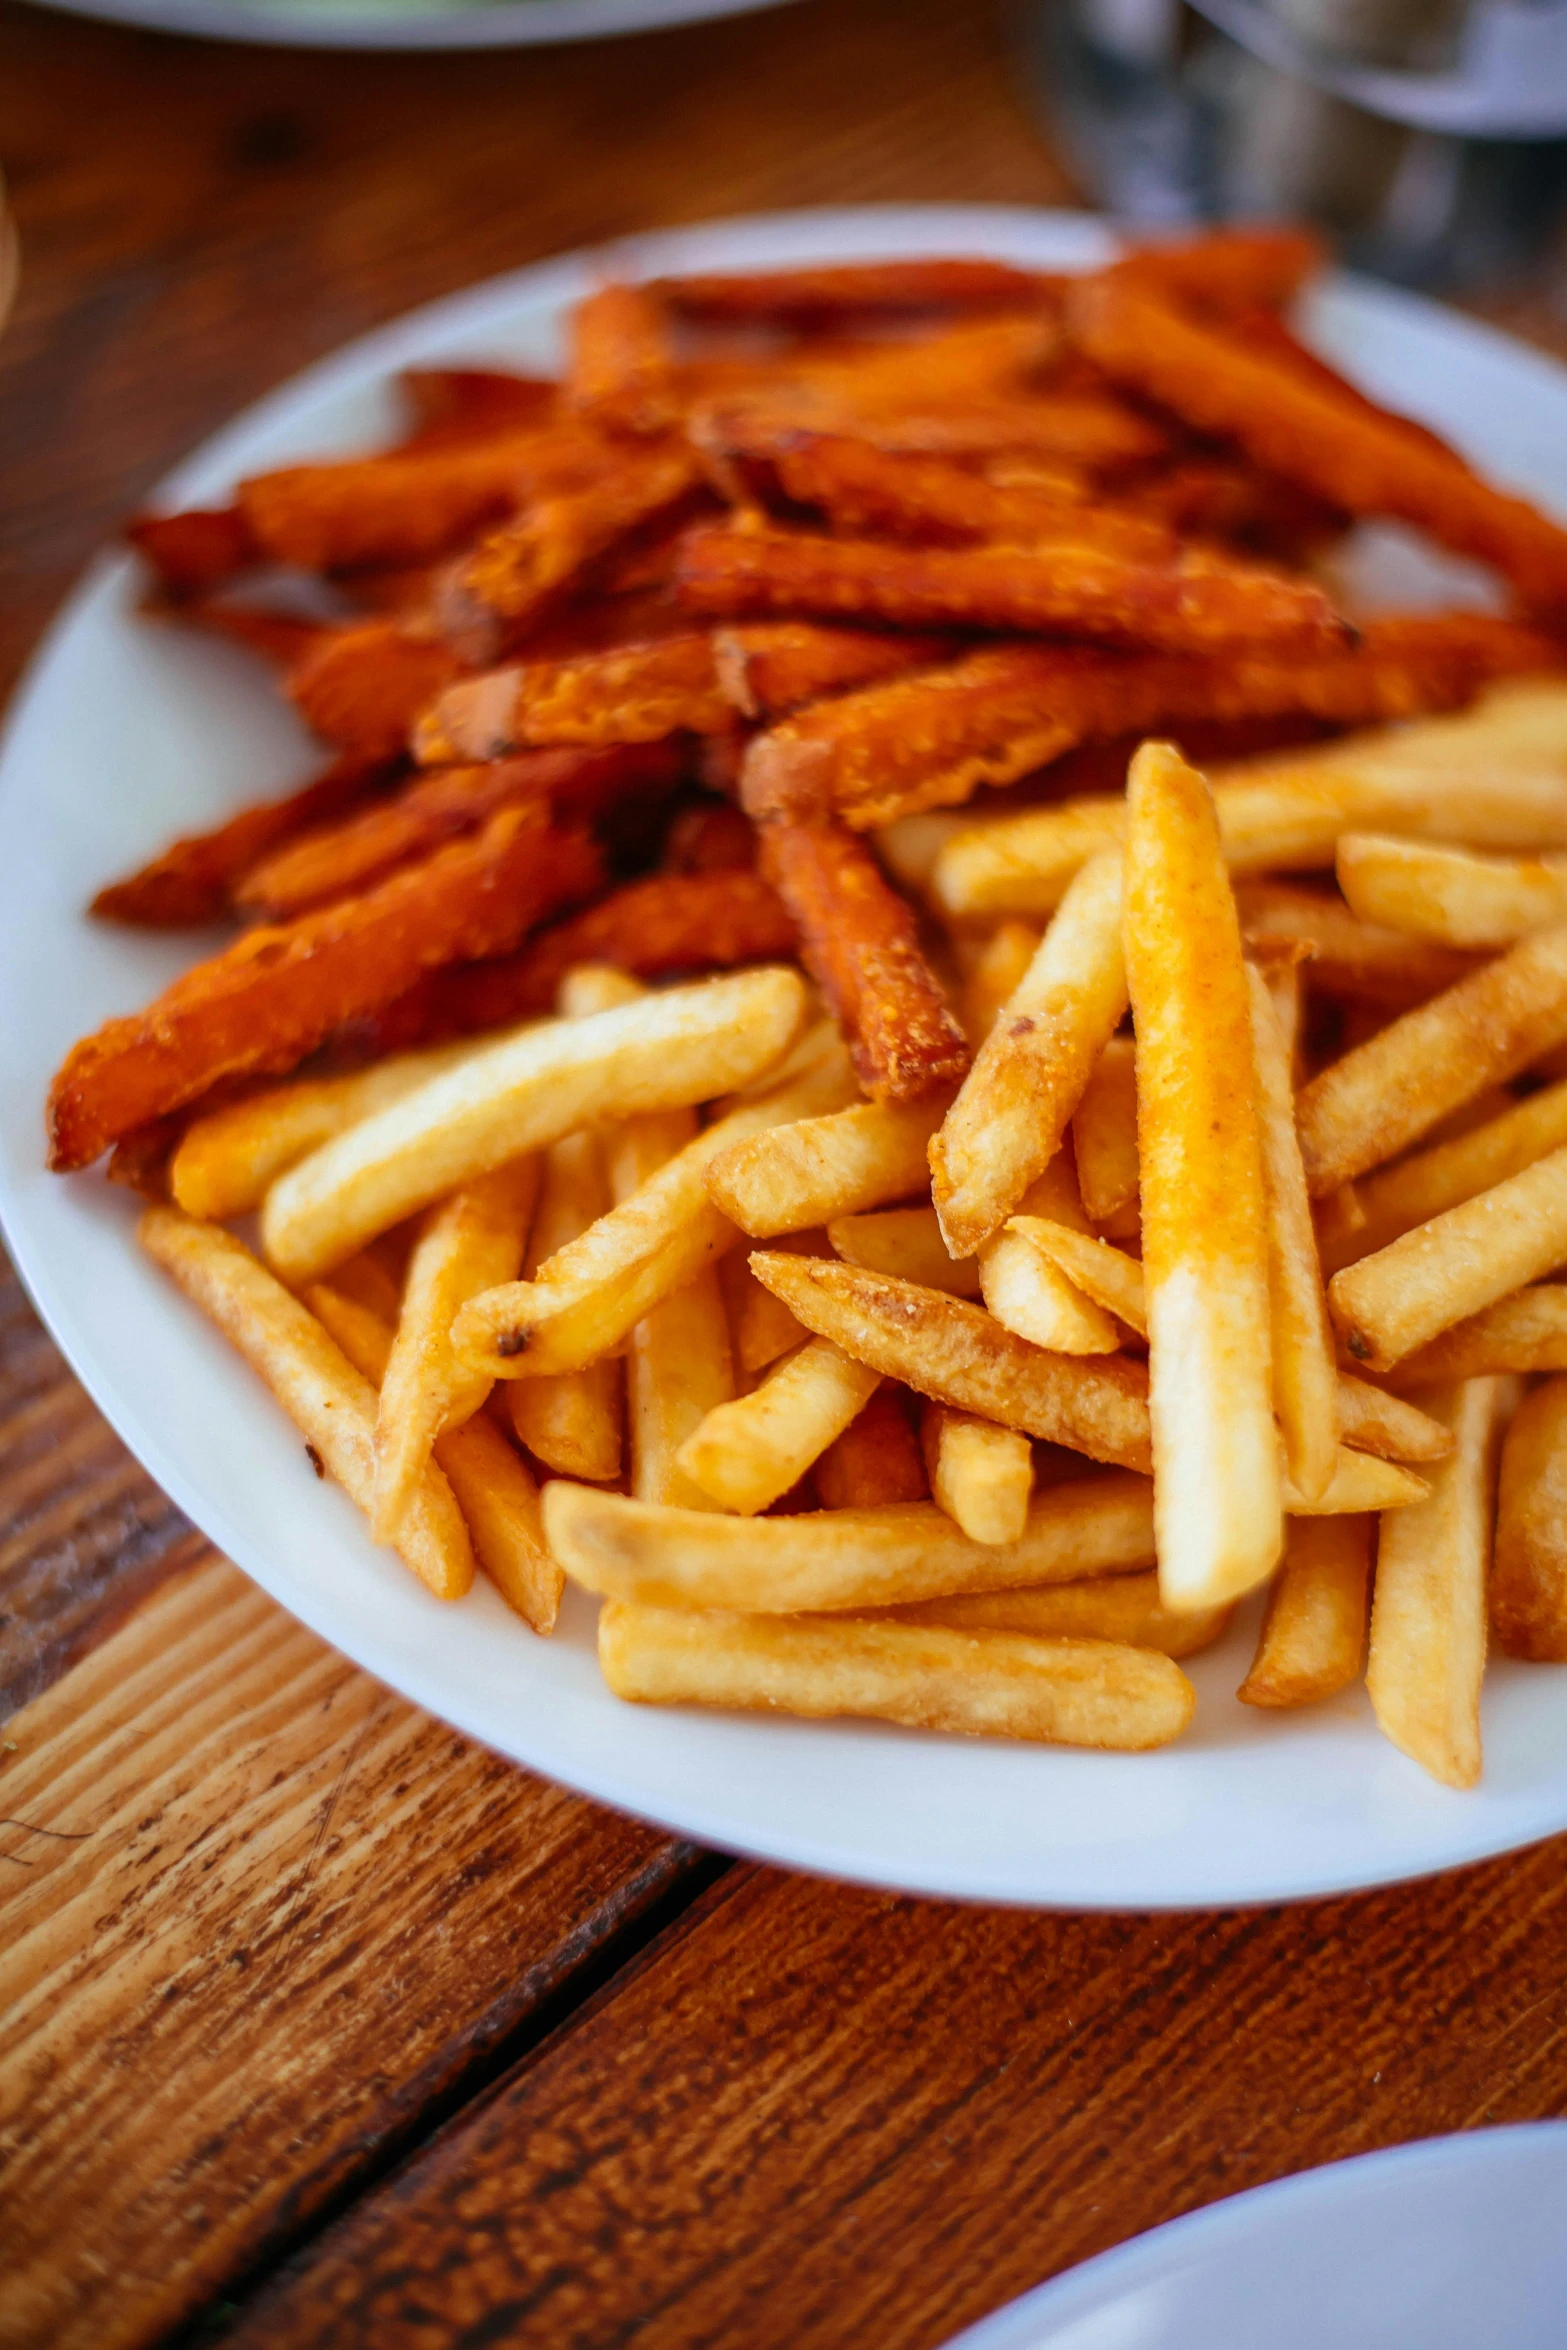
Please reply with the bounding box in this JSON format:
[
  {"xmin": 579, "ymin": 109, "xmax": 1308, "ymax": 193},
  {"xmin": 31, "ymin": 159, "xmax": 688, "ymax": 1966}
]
[{"xmin": 260, "ymin": 1691, "xmax": 387, "ymax": 1992}]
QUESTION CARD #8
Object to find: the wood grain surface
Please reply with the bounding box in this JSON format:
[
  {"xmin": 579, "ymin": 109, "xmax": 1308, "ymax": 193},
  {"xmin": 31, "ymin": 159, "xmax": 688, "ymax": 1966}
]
[{"xmin": 0, "ymin": 1555, "xmax": 703, "ymax": 2350}]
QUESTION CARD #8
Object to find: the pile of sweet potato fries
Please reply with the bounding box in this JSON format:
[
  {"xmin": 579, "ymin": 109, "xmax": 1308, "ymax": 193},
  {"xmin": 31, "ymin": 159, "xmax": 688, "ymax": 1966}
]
[{"xmin": 49, "ymin": 229, "xmax": 1567, "ymax": 1780}]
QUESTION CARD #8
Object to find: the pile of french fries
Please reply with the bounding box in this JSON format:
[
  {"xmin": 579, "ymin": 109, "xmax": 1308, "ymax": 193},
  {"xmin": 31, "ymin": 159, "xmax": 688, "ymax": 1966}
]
[{"xmin": 50, "ymin": 231, "xmax": 1567, "ymax": 1785}]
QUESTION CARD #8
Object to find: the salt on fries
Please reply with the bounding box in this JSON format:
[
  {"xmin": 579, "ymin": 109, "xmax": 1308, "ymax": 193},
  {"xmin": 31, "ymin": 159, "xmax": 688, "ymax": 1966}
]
[{"xmin": 52, "ymin": 235, "xmax": 1567, "ymax": 1771}]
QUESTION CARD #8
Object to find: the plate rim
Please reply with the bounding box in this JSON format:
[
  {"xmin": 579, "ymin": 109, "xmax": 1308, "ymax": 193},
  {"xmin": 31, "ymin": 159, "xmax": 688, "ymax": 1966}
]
[
  {"xmin": 6, "ymin": 201, "xmax": 1567, "ymax": 1913},
  {"xmin": 13, "ymin": 0, "xmax": 796, "ymax": 53}
]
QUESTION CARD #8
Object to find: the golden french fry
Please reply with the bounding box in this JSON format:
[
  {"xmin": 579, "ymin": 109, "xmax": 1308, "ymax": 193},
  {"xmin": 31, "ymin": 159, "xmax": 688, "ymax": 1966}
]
[
  {"xmin": 1329, "ymin": 1142, "xmax": 1567, "ymax": 1371},
  {"xmin": 978, "ymin": 1153, "xmax": 1120, "ymax": 1355},
  {"xmin": 453, "ymin": 1046, "xmax": 856, "ymax": 1381},
  {"xmin": 326, "ymin": 1247, "xmax": 405, "ymax": 1329},
  {"xmin": 721, "ymin": 1246, "xmax": 812, "ymax": 1374},
  {"xmin": 883, "ymin": 1572, "xmax": 1230, "ymax": 1660},
  {"xmin": 306, "ymin": 1277, "xmax": 561, "ymax": 1630},
  {"xmin": 555, "ymin": 961, "xmax": 648, "ymax": 1018},
  {"xmin": 1283, "ymin": 1446, "xmax": 1426, "ymax": 1514},
  {"xmin": 544, "ymin": 1471, "xmax": 1158, "ymax": 1611},
  {"xmin": 958, "ymin": 918, "xmax": 1044, "ymax": 1046},
  {"xmin": 1295, "ymin": 926, "xmax": 1567, "ymax": 1199},
  {"xmin": 1319, "ymin": 1077, "xmax": 1567, "ymax": 1277},
  {"xmin": 920, "ymin": 1401, "xmax": 1033, "ymax": 1546},
  {"xmin": 828, "ymin": 1205, "xmax": 983, "ymax": 1299},
  {"xmin": 1247, "ymin": 960, "xmax": 1339, "ymax": 1501},
  {"xmin": 608, "ymin": 1104, "xmax": 737, "ymax": 1508},
  {"xmin": 596, "ymin": 1599, "xmax": 1196, "ymax": 1749},
  {"xmin": 1123, "ymin": 743, "xmax": 1282, "ymax": 1608},
  {"xmin": 748, "ymin": 1250, "xmax": 1152, "ymax": 1470},
  {"xmin": 676, "ymin": 1337, "xmax": 881, "ymax": 1514},
  {"xmin": 875, "ymin": 811, "xmax": 966, "ymax": 893},
  {"xmin": 139, "ymin": 1207, "xmax": 473, "ymax": 1600},
  {"xmin": 1259, "ymin": 949, "xmax": 1304, "ymax": 1075},
  {"xmin": 1238, "ymin": 1514, "xmax": 1372, "ymax": 1707},
  {"xmin": 1492, "ymin": 1376, "xmax": 1567, "ymax": 1660},
  {"xmin": 1072, "ymin": 1033, "xmax": 1140, "ymax": 1238},
  {"xmin": 170, "ymin": 1042, "xmax": 474, "ymax": 1220},
  {"xmin": 1335, "ymin": 1372, "xmax": 1453, "ymax": 1464},
  {"xmin": 262, "ymin": 965, "xmax": 807, "ymax": 1284},
  {"xmin": 707, "ymin": 1093, "xmax": 949, "ymax": 1237},
  {"xmin": 931, "ymin": 851, "xmax": 1127, "ymax": 1256},
  {"xmin": 508, "ymin": 1129, "xmax": 622, "ymax": 1481},
  {"xmin": 1007, "ymin": 1216, "xmax": 1145, "ymax": 1335},
  {"xmin": 1337, "ymin": 832, "xmax": 1567, "ymax": 948},
  {"xmin": 373, "ymin": 1155, "xmax": 539, "ymax": 1540},
  {"xmin": 814, "ymin": 1386, "xmax": 928, "ymax": 1507},
  {"xmin": 1367, "ymin": 1376, "xmax": 1514, "ymax": 1789},
  {"xmin": 1385, "ymin": 1283, "xmax": 1567, "ymax": 1384}
]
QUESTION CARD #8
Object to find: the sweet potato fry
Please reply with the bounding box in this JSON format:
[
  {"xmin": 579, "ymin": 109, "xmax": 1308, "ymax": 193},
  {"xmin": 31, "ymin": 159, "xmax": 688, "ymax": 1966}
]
[
  {"xmin": 415, "ymin": 635, "xmax": 727, "ymax": 758},
  {"xmin": 1492, "ymin": 1377, "xmax": 1567, "ymax": 1661},
  {"xmin": 1320, "ymin": 1077, "xmax": 1567, "ymax": 1276},
  {"xmin": 676, "ymin": 522, "xmax": 1350, "ymax": 657},
  {"xmin": 813, "ymin": 1384, "xmax": 928, "ymax": 1507},
  {"xmin": 931, "ymin": 850, "xmax": 1126, "ymax": 1255},
  {"xmin": 287, "ymin": 622, "xmax": 466, "ymax": 761},
  {"xmin": 1236, "ymin": 881, "xmax": 1480, "ymax": 1010},
  {"xmin": 128, "ymin": 506, "xmax": 259, "ymax": 596},
  {"xmin": 655, "ymin": 257, "xmax": 1053, "ymax": 318},
  {"xmin": 438, "ymin": 445, "xmax": 702, "ymax": 665},
  {"xmin": 757, "ymin": 816, "xmax": 969, "ymax": 1100},
  {"xmin": 711, "ymin": 622, "xmax": 948, "ymax": 720},
  {"xmin": 396, "ymin": 367, "xmax": 558, "ymax": 450},
  {"xmin": 237, "ymin": 437, "xmax": 556, "ymax": 572},
  {"xmin": 1337, "ymin": 833, "xmax": 1567, "ymax": 949},
  {"xmin": 1072, "ymin": 276, "xmax": 1567, "ymax": 613},
  {"xmin": 236, "ymin": 744, "xmax": 670, "ymax": 920},
  {"xmin": 1295, "ymin": 925, "xmax": 1567, "ymax": 1197},
  {"xmin": 1123, "ymin": 742, "xmax": 1282, "ymax": 1607},
  {"xmin": 748, "ymin": 1251, "xmax": 1153, "ymax": 1472},
  {"xmin": 568, "ymin": 282, "xmax": 678, "ymax": 436},
  {"xmin": 1238, "ymin": 1514, "xmax": 1371, "ymax": 1708},
  {"xmin": 1110, "ymin": 224, "xmax": 1324, "ymax": 318},
  {"xmin": 90, "ymin": 752, "xmax": 395, "ymax": 929},
  {"xmin": 51, "ymin": 804, "xmax": 575, "ymax": 1171}
]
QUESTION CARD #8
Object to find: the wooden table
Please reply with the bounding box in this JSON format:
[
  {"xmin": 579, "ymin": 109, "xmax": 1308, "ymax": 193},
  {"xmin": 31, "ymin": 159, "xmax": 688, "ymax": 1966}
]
[{"xmin": 3, "ymin": 4, "xmax": 1567, "ymax": 2341}]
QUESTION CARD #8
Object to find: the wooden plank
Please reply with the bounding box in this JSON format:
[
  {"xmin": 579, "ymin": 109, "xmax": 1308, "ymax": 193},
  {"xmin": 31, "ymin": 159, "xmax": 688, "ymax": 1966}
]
[
  {"xmin": 0, "ymin": 1555, "xmax": 701, "ymax": 2350},
  {"xmin": 0, "ymin": 1250, "xmax": 202, "ymax": 1722},
  {"xmin": 226, "ymin": 1842, "xmax": 1567, "ymax": 2348}
]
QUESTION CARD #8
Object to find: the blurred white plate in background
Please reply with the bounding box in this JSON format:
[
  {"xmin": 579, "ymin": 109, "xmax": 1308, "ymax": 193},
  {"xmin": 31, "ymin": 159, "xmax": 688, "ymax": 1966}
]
[{"xmin": 16, "ymin": 0, "xmax": 795, "ymax": 53}]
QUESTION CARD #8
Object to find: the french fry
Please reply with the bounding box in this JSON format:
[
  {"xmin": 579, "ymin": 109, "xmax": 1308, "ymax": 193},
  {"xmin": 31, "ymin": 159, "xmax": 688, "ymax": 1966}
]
[
  {"xmin": 747, "ymin": 1252, "xmax": 1153, "ymax": 1472},
  {"xmin": 567, "ymin": 282, "xmax": 677, "ymax": 436},
  {"xmin": 1236, "ymin": 880, "xmax": 1479, "ymax": 1011},
  {"xmin": 1386, "ymin": 1285, "xmax": 1567, "ymax": 1385},
  {"xmin": 507, "ymin": 1130, "xmax": 623, "ymax": 1482},
  {"xmin": 1072, "ymin": 1035, "xmax": 1140, "ymax": 1238},
  {"xmin": 813, "ymin": 1385, "xmax": 928, "ymax": 1507},
  {"xmin": 1319, "ymin": 1077, "xmax": 1567, "ymax": 1276},
  {"xmin": 138, "ymin": 1207, "xmax": 473, "ymax": 1599},
  {"xmin": 977, "ymin": 1155, "xmax": 1120, "ymax": 1354},
  {"xmin": 920, "ymin": 1401, "xmax": 1033, "ymax": 1546},
  {"xmin": 1296, "ymin": 926, "xmax": 1567, "ymax": 1198},
  {"xmin": 1492, "ymin": 1377, "xmax": 1567, "ymax": 1661},
  {"xmin": 451, "ymin": 1038, "xmax": 855, "ymax": 1380},
  {"xmin": 1328, "ymin": 1142, "xmax": 1567, "ymax": 1371},
  {"xmin": 169, "ymin": 1042, "xmax": 474, "ymax": 1220},
  {"xmin": 676, "ymin": 1337, "xmax": 882, "ymax": 1514},
  {"xmin": 708, "ymin": 1093, "xmax": 950, "ymax": 1236},
  {"xmin": 261, "ymin": 964, "xmax": 806, "ymax": 1286},
  {"xmin": 596, "ymin": 1600, "xmax": 1195, "ymax": 1749},
  {"xmin": 1335, "ymin": 1373, "xmax": 1453, "ymax": 1465},
  {"xmin": 884, "ymin": 1572, "xmax": 1229, "ymax": 1659},
  {"xmin": 721, "ymin": 1247, "xmax": 812, "ymax": 1375},
  {"xmin": 828, "ymin": 1205, "xmax": 983, "ymax": 1299},
  {"xmin": 1238, "ymin": 1514, "xmax": 1372, "ymax": 1707},
  {"xmin": 756, "ymin": 816, "xmax": 969, "ymax": 1100},
  {"xmin": 543, "ymin": 1470, "xmax": 1158, "ymax": 1610},
  {"xmin": 1284, "ymin": 1447, "xmax": 1427, "ymax": 1514},
  {"xmin": 1247, "ymin": 960, "xmax": 1340, "ymax": 1500},
  {"xmin": 305, "ymin": 1277, "xmax": 563, "ymax": 1631},
  {"xmin": 957, "ymin": 919, "xmax": 1044, "ymax": 1047},
  {"xmin": 1123, "ymin": 743, "xmax": 1282, "ymax": 1606},
  {"xmin": 931, "ymin": 850, "xmax": 1127, "ymax": 1256},
  {"xmin": 607, "ymin": 1104, "xmax": 737, "ymax": 1510},
  {"xmin": 1337, "ymin": 832, "xmax": 1567, "ymax": 949},
  {"xmin": 372, "ymin": 1155, "xmax": 540, "ymax": 1540},
  {"xmin": 50, "ymin": 804, "xmax": 584, "ymax": 1172},
  {"xmin": 677, "ymin": 521, "xmax": 1351, "ymax": 656},
  {"xmin": 1367, "ymin": 1378, "xmax": 1513, "ymax": 1789},
  {"xmin": 1007, "ymin": 1217, "xmax": 1145, "ymax": 1336}
]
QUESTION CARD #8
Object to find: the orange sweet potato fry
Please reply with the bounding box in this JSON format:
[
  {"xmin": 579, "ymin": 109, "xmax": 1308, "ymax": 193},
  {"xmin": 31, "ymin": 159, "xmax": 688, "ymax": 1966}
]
[
  {"xmin": 168, "ymin": 598, "xmax": 327, "ymax": 669},
  {"xmin": 437, "ymin": 444, "xmax": 703, "ymax": 665},
  {"xmin": 397, "ymin": 368, "xmax": 558, "ymax": 451},
  {"xmin": 355, "ymin": 866, "xmax": 795, "ymax": 1053},
  {"xmin": 236, "ymin": 438, "xmax": 557, "ymax": 573},
  {"xmin": 756, "ymin": 817, "xmax": 969, "ymax": 1100},
  {"xmin": 662, "ymin": 798, "xmax": 758, "ymax": 873},
  {"xmin": 415, "ymin": 634, "xmax": 729, "ymax": 760},
  {"xmin": 568, "ymin": 282, "xmax": 679, "ymax": 436},
  {"xmin": 740, "ymin": 614, "xmax": 1563, "ymax": 830},
  {"xmin": 287, "ymin": 622, "xmax": 467, "ymax": 760},
  {"xmin": 49, "ymin": 805, "xmax": 587, "ymax": 1170},
  {"xmin": 712, "ymin": 622, "xmax": 950, "ymax": 719},
  {"xmin": 90, "ymin": 753, "xmax": 397, "ymax": 928},
  {"xmin": 655, "ymin": 258, "xmax": 1055, "ymax": 318},
  {"xmin": 675, "ymin": 521, "xmax": 1351, "ymax": 658},
  {"xmin": 236, "ymin": 741, "xmax": 681, "ymax": 918},
  {"xmin": 694, "ymin": 389, "xmax": 1168, "ymax": 478},
  {"xmin": 1109, "ymin": 225, "xmax": 1325, "ymax": 318},
  {"xmin": 1072, "ymin": 277, "xmax": 1567, "ymax": 614},
  {"xmin": 128, "ymin": 506, "xmax": 260, "ymax": 597}
]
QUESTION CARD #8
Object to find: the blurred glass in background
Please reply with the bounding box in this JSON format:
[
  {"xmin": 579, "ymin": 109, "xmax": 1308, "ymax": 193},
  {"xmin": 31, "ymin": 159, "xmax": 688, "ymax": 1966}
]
[{"xmin": 1022, "ymin": 0, "xmax": 1567, "ymax": 286}]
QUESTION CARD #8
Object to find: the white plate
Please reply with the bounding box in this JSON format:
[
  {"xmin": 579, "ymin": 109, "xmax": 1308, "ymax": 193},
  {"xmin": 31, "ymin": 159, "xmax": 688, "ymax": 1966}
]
[
  {"xmin": 945, "ymin": 2124, "xmax": 1567, "ymax": 2349},
  {"xmin": 5, "ymin": 204, "xmax": 1567, "ymax": 1910},
  {"xmin": 17, "ymin": 0, "xmax": 794, "ymax": 53}
]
